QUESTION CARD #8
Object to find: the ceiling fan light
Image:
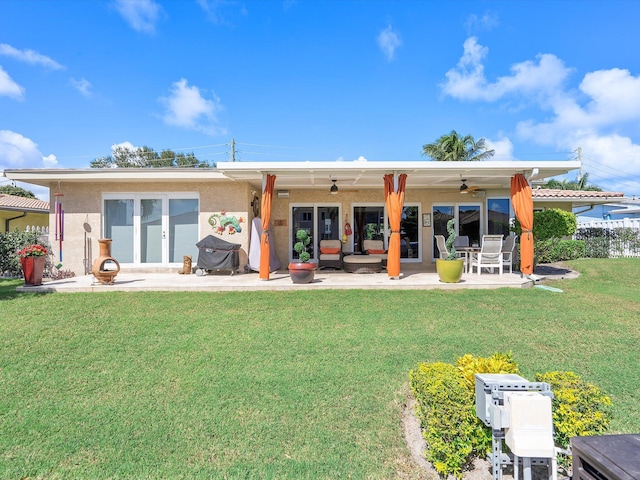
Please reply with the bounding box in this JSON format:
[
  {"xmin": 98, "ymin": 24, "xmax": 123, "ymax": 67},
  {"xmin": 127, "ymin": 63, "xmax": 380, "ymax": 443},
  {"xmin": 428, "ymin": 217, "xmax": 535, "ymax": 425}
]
[
  {"xmin": 460, "ymin": 179, "xmax": 468, "ymax": 193},
  {"xmin": 330, "ymin": 180, "xmax": 338, "ymax": 194}
]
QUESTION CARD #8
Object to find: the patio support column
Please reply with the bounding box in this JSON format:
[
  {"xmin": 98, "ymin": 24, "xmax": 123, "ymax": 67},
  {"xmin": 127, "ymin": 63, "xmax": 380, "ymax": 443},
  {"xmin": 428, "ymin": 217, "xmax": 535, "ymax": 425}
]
[
  {"xmin": 259, "ymin": 173, "xmax": 276, "ymax": 280},
  {"xmin": 511, "ymin": 173, "xmax": 534, "ymax": 275},
  {"xmin": 384, "ymin": 172, "xmax": 407, "ymax": 279}
]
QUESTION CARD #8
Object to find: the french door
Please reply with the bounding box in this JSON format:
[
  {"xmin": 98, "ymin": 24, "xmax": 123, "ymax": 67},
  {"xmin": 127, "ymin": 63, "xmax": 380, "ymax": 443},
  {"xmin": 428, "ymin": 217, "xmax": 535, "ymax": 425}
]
[
  {"xmin": 104, "ymin": 193, "xmax": 199, "ymax": 266},
  {"xmin": 290, "ymin": 204, "xmax": 340, "ymax": 261}
]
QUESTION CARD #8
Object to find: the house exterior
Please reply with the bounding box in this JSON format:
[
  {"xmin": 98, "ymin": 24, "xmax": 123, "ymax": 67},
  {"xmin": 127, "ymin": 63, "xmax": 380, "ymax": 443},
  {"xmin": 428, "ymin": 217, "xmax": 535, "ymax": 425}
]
[
  {"xmin": 0, "ymin": 193, "xmax": 49, "ymax": 233},
  {"xmin": 3, "ymin": 160, "xmax": 580, "ymax": 277}
]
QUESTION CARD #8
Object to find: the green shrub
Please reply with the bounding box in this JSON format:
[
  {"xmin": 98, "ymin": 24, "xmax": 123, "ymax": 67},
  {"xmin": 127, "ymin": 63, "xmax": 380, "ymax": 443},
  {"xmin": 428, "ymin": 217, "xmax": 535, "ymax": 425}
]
[
  {"xmin": 535, "ymin": 239, "xmax": 586, "ymax": 263},
  {"xmin": 409, "ymin": 362, "xmax": 491, "ymax": 478},
  {"xmin": 513, "ymin": 208, "xmax": 577, "ymax": 241},
  {"xmin": 535, "ymin": 371, "xmax": 612, "ymax": 449},
  {"xmin": 410, "ymin": 355, "xmax": 613, "ymax": 477},
  {"xmin": 456, "ymin": 351, "xmax": 519, "ymax": 390},
  {"xmin": 0, "ymin": 230, "xmax": 40, "ymax": 276}
]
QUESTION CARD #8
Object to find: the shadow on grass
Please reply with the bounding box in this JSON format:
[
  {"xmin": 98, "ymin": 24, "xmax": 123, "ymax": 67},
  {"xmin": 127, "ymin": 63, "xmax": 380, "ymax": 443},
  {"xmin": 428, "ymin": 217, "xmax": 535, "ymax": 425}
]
[{"xmin": 0, "ymin": 279, "xmax": 54, "ymax": 300}]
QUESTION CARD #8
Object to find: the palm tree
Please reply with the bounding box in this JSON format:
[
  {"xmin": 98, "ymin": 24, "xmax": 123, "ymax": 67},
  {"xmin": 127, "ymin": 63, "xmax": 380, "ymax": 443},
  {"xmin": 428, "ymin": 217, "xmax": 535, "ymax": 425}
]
[{"xmin": 422, "ymin": 130, "xmax": 495, "ymax": 162}]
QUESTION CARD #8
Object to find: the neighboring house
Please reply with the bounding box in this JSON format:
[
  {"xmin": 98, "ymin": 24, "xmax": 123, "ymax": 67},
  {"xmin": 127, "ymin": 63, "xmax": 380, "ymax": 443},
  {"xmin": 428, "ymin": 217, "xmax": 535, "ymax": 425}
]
[
  {"xmin": 575, "ymin": 199, "xmax": 640, "ymax": 224},
  {"xmin": 4, "ymin": 160, "xmax": 580, "ymax": 276},
  {"xmin": 530, "ymin": 188, "xmax": 625, "ymax": 216},
  {"xmin": 0, "ymin": 193, "xmax": 50, "ymax": 233}
]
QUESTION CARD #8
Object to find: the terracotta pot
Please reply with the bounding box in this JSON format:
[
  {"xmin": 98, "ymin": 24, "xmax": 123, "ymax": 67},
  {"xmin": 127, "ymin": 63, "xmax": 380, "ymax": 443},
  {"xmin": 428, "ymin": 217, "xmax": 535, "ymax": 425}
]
[
  {"xmin": 436, "ymin": 258, "xmax": 464, "ymax": 283},
  {"xmin": 21, "ymin": 256, "xmax": 45, "ymax": 286},
  {"xmin": 288, "ymin": 261, "xmax": 317, "ymax": 284},
  {"xmin": 91, "ymin": 238, "xmax": 121, "ymax": 285}
]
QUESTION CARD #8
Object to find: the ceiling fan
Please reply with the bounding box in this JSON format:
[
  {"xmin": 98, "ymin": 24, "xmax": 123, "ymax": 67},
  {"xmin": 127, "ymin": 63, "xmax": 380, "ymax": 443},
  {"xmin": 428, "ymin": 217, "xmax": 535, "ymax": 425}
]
[{"xmin": 460, "ymin": 178, "xmax": 481, "ymax": 194}]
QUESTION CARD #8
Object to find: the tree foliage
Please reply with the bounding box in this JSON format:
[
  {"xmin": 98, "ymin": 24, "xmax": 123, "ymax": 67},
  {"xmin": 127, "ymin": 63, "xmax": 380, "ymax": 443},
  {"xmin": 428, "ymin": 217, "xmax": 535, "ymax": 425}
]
[
  {"xmin": 90, "ymin": 145, "xmax": 212, "ymax": 168},
  {"xmin": 542, "ymin": 172, "xmax": 602, "ymax": 191},
  {"xmin": 422, "ymin": 130, "xmax": 495, "ymax": 162},
  {"xmin": 0, "ymin": 185, "xmax": 36, "ymax": 198}
]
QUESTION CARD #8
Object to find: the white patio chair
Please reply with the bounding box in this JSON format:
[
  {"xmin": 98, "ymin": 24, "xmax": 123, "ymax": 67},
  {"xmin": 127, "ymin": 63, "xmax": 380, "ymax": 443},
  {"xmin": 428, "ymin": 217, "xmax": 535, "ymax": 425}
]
[
  {"xmin": 471, "ymin": 235, "xmax": 504, "ymax": 275},
  {"xmin": 502, "ymin": 235, "xmax": 517, "ymax": 274},
  {"xmin": 435, "ymin": 235, "xmax": 448, "ymax": 259}
]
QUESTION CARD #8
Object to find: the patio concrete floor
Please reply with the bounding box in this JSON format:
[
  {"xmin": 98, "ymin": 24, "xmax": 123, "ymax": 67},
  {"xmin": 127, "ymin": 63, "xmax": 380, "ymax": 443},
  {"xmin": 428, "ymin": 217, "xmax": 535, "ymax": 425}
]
[{"xmin": 17, "ymin": 264, "xmax": 542, "ymax": 293}]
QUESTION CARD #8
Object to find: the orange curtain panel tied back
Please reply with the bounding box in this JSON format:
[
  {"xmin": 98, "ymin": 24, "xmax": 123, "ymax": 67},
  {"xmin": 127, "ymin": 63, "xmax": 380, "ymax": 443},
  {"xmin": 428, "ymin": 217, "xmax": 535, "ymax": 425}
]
[
  {"xmin": 511, "ymin": 173, "xmax": 534, "ymax": 275},
  {"xmin": 384, "ymin": 173, "xmax": 407, "ymax": 278},
  {"xmin": 259, "ymin": 174, "xmax": 276, "ymax": 279}
]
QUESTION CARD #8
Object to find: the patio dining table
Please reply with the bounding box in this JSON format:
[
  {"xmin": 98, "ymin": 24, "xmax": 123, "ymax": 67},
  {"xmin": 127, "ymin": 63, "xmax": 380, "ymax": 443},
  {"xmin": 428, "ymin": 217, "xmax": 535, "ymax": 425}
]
[{"xmin": 458, "ymin": 246, "xmax": 481, "ymax": 273}]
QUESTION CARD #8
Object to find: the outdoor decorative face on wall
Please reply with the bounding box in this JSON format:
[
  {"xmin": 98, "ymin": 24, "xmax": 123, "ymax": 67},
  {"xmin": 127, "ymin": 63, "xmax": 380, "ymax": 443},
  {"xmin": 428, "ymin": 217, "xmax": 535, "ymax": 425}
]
[{"xmin": 208, "ymin": 211, "xmax": 245, "ymax": 235}]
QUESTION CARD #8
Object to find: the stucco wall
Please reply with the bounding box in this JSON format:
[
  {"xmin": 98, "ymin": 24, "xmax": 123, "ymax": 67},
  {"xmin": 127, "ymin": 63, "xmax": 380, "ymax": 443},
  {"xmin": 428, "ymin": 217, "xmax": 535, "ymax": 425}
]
[
  {"xmin": 47, "ymin": 181, "xmax": 253, "ymax": 275},
  {"xmin": 46, "ymin": 179, "xmax": 517, "ymax": 276}
]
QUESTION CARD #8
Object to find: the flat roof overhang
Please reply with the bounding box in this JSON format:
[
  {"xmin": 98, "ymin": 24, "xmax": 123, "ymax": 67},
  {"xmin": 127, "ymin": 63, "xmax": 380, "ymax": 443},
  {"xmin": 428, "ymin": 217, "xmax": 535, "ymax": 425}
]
[
  {"xmin": 3, "ymin": 168, "xmax": 228, "ymax": 187},
  {"xmin": 4, "ymin": 160, "xmax": 581, "ymax": 190},
  {"xmin": 216, "ymin": 160, "xmax": 582, "ymax": 190}
]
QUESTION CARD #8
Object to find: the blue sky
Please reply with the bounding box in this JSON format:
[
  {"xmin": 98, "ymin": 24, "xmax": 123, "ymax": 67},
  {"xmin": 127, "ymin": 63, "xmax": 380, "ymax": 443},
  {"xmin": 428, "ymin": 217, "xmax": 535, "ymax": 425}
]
[{"xmin": 2, "ymin": 0, "xmax": 640, "ymax": 199}]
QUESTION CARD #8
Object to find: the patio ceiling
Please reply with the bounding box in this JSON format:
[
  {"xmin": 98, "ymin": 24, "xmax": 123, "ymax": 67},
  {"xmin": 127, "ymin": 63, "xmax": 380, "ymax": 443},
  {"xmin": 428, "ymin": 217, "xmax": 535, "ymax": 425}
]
[
  {"xmin": 216, "ymin": 160, "xmax": 582, "ymax": 191},
  {"xmin": 4, "ymin": 160, "xmax": 581, "ymax": 191}
]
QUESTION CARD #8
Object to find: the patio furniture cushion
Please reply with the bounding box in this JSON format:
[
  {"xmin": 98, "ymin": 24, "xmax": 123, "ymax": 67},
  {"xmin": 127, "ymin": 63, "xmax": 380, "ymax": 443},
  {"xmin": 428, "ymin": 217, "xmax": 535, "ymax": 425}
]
[
  {"xmin": 362, "ymin": 239, "xmax": 387, "ymax": 267},
  {"xmin": 343, "ymin": 255, "xmax": 382, "ymax": 274},
  {"xmin": 318, "ymin": 239, "xmax": 343, "ymax": 270}
]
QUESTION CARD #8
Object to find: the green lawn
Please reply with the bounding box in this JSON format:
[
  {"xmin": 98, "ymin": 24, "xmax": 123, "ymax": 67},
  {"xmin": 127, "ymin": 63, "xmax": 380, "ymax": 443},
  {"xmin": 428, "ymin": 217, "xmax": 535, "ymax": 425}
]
[{"xmin": 1, "ymin": 258, "xmax": 638, "ymax": 479}]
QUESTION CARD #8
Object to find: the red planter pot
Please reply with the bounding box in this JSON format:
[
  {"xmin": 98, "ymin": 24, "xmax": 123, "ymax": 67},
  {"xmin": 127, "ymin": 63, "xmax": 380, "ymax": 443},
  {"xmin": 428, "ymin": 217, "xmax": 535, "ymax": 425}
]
[
  {"xmin": 20, "ymin": 256, "xmax": 45, "ymax": 286},
  {"xmin": 288, "ymin": 262, "xmax": 317, "ymax": 284}
]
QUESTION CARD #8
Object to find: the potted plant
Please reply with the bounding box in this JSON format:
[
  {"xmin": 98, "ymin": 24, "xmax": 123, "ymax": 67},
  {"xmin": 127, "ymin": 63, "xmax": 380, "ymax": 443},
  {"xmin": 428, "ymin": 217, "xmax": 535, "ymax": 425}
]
[
  {"xmin": 288, "ymin": 229, "xmax": 317, "ymax": 284},
  {"xmin": 17, "ymin": 243, "xmax": 48, "ymax": 286},
  {"xmin": 436, "ymin": 219, "xmax": 464, "ymax": 283}
]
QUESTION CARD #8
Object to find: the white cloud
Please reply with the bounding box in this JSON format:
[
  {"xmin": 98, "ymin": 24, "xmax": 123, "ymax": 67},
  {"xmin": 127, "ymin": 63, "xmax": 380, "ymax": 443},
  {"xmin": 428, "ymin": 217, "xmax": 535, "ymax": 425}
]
[
  {"xmin": 377, "ymin": 25, "xmax": 401, "ymax": 61},
  {"xmin": 0, "ymin": 130, "xmax": 55, "ymax": 170},
  {"xmin": 441, "ymin": 37, "xmax": 640, "ymax": 193},
  {"xmin": 112, "ymin": 141, "xmax": 137, "ymax": 152},
  {"xmin": 0, "ymin": 66, "xmax": 24, "ymax": 100},
  {"xmin": 114, "ymin": 0, "xmax": 161, "ymax": 34},
  {"xmin": 43, "ymin": 154, "xmax": 58, "ymax": 167},
  {"xmin": 485, "ymin": 137, "xmax": 514, "ymax": 160},
  {"xmin": 196, "ymin": 0, "xmax": 246, "ymax": 26},
  {"xmin": 465, "ymin": 12, "xmax": 499, "ymax": 35},
  {"xmin": 70, "ymin": 78, "xmax": 93, "ymax": 97},
  {"xmin": 0, "ymin": 43, "xmax": 64, "ymax": 70},
  {"xmin": 158, "ymin": 78, "xmax": 226, "ymax": 135},
  {"xmin": 442, "ymin": 37, "xmax": 572, "ymax": 102}
]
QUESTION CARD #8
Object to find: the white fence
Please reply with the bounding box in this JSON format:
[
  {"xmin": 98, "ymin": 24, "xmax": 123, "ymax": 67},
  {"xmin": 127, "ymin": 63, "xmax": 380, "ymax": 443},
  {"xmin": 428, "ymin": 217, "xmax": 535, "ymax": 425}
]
[
  {"xmin": 578, "ymin": 218, "xmax": 640, "ymax": 230},
  {"xmin": 575, "ymin": 219, "xmax": 640, "ymax": 258}
]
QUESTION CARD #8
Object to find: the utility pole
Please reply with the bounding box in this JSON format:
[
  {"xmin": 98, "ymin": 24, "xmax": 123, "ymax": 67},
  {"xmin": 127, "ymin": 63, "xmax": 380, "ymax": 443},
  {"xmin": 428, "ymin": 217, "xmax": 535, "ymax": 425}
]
[
  {"xmin": 230, "ymin": 138, "xmax": 236, "ymax": 162},
  {"xmin": 577, "ymin": 146, "xmax": 582, "ymax": 180}
]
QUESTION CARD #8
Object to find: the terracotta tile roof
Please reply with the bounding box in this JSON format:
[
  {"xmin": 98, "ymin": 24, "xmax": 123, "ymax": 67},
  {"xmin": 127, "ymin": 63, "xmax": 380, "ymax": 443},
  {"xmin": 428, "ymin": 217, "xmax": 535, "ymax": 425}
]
[
  {"xmin": 532, "ymin": 188, "xmax": 624, "ymax": 199},
  {"xmin": 0, "ymin": 194, "xmax": 50, "ymax": 212}
]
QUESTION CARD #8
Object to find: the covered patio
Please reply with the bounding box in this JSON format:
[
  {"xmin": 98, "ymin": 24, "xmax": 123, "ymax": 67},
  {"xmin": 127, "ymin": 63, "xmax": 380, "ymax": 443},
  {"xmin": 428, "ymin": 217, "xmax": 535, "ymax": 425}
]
[{"xmin": 18, "ymin": 264, "xmax": 541, "ymax": 293}]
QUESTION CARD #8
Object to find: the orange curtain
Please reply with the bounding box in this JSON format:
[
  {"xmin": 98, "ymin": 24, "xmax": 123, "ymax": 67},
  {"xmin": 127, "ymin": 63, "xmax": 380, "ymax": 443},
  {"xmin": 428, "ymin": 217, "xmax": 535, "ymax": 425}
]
[
  {"xmin": 259, "ymin": 174, "xmax": 276, "ymax": 279},
  {"xmin": 384, "ymin": 173, "xmax": 407, "ymax": 278},
  {"xmin": 511, "ymin": 173, "xmax": 534, "ymax": 275}
]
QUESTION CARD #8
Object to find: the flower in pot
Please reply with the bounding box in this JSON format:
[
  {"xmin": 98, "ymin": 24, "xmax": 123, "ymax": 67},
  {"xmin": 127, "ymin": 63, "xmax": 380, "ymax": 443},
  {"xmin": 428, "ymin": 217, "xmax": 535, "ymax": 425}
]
[
  {"xmin": 288, "ymin": 229, "xmax": 316, "ymax": 284},
  {"xmin": 436, "ymin": 219, "xmax": 464, "ymax": 283},
  {"xmin": 17, "ymin": 243, "xmax": 48, "ymax": 286}
]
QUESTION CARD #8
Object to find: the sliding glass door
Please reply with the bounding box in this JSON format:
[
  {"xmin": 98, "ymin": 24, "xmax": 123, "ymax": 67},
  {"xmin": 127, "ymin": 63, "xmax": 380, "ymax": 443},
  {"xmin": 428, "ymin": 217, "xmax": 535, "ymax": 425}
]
[{"xmin": 432, "ymin": 203, "xmax": 482, "ymax": 259}]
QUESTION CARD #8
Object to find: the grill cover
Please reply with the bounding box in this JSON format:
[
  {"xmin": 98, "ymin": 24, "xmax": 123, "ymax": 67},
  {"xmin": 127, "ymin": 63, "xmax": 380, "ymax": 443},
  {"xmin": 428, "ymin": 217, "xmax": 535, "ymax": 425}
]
[{"xmin": 196, "ymin": 235, "xmax": 240, "ymax": 271}]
